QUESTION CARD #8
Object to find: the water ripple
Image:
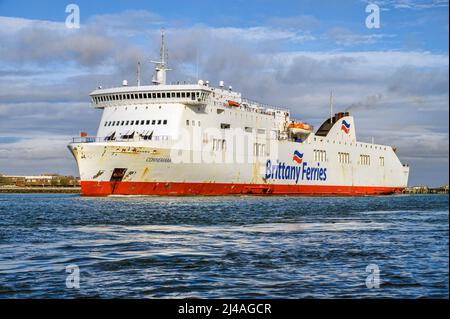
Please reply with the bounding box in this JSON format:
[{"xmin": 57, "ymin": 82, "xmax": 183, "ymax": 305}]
[{"xmin": 0, "ymin": 194, "xmax": 448, "ymax": 298}]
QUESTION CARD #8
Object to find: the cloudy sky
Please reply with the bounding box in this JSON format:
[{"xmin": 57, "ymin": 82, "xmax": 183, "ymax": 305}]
[{"xmin": 0, "ymin": 0, "xmax": 448, "ymax": 186}]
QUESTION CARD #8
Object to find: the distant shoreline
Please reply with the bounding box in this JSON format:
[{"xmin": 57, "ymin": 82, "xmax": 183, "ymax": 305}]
[
  {"xmin": 0, "ymin": 186, "xmax": 448, "ymax": 195},
  {"xmin": 0, "ymin": 186, "xmax": 80, "ymax": 194}
]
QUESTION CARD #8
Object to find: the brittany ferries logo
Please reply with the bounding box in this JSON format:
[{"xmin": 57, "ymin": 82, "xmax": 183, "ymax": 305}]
[
  {"xmin": 293, "ymin": 150, "xmax": 303, "ymax": 164},
  {"xmin": 265, "ymin": 150, "xmax": 327, "ymax": 184},
  {"xmin": 341, "ymin": 120, "xmax": 351, "ymax": 134}
]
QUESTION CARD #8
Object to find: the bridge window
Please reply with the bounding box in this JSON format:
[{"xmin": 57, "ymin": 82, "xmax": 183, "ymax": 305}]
[
  {"xmin": 152, "ymin": 120, "xmax": 156, "ymax": 125},
  {"xmin": 163, "ymin": 120, "xmax": 167, "ymax": 125},
  {"xmin": 177, "ymin": 92, "xmax": 181, "ymax": 98},
  {"xmin": 158, "ymin": 120, "xmax": 162, "ymax": 125},
  {"xmin": 140, "ymin": 120, "xmax": 144, "ymax": 125},
  {"xmin": 130, "ymin": 121, "xmax": 134, "ymax": 125},
  {"xmin": 146, "ymin": 120, "xmax": 150, "ymax": 125},
  {"xmin": 379, "ymin": 156, "xmax": 385, "ymax": 166},
  {"xmin": 126, "ymin": 121, "xmax": 129, "ymax": 125},
  {"xmin": 121, "ymin": 121, "xmax": 124, "ymax": 126},
  {"xmin": 181, "ymin": 92, "xmax": 186, "ymax": 98}
]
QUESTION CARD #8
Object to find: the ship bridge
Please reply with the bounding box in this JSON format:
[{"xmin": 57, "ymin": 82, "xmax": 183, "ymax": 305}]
[{"xmin": 90, "ymin": 84, "xmax": 215, "ymax": 109}]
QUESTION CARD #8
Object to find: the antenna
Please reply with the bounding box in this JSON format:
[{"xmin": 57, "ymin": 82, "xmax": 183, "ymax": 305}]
[
  {"xmin": 330, "ymin": 90, "xmax": 334, "ymax": 124},
  {"xmin": 161, "ymin": 29, "xmax": 165, "ymax": 65},
  {"xmin": 137, "ymin": 61, "xmax": 141, "ymax": 87},
  {"xmin": 151, "ymin": 29, "xmax": 171, "ymax": 85},
  {"xmin": 196, "ymin": 48, "xmax": 199, "ymax": 81}
]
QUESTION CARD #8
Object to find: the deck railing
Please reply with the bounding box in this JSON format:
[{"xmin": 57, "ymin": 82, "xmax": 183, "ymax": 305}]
[{"xmin": 71, "ymin": 135, "xmax": 172, "ymax": 144}]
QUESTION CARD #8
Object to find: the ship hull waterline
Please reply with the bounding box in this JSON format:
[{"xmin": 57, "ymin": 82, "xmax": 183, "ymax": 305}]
[{"xmin": 80, "ymin": 180, "xmax": 404, "ymax": 196}]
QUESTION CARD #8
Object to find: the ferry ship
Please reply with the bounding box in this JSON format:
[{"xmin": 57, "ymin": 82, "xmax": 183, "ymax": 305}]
[{"xmin": 68, "ymin": 32, "xmax": 410, "ymax": 196}]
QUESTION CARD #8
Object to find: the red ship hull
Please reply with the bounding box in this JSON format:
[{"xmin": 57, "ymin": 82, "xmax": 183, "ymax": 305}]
[{"xmin": 80, "ymin": 181, "xmax": 404, "ymax": 196}]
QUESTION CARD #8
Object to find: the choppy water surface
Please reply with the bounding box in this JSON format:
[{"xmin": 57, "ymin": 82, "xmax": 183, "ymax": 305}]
[{"xmin": 0, "ymin": 194, "xmax": 448, "ymax": 298}]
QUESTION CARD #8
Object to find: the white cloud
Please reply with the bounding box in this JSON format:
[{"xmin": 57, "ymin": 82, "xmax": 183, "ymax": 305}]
[
  {"xmin": 325, "ymin": 27, "xmax": 396, "ymax": 46},
  {"xmin": 360, "ymin": 0, "xmax": 449, "ymax": 10}
]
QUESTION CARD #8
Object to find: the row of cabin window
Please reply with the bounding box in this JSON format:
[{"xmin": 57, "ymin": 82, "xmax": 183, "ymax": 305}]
[
  {"xmin": 312, "ymin": 137, "xmax": 388, "ymax": 150},
  {"xmin": 338, "ymin": 153, "xmax": 385, "ymax": 166},
  {"xmin": 315, "ymin": 151, "xmax": 384, "ymax": 166},
  {"xmin": 94, "ymin": 91, "xmax": 200, "ymax": 103},
  {"xmin": 104, "ymin": 119, "xmax": 168, "ymax": 127}
]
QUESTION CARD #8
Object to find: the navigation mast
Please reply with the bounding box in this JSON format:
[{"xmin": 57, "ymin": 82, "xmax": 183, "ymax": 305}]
[{"xmin": 151, "ymin": 29, "xmax": 171, "ymax": 85}]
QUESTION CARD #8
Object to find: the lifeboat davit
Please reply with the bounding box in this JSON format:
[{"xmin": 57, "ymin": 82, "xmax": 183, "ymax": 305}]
[
  {"xmin": 227, "ymin": 100, "xmax": 240, "ymax": 107},
  {"xmin": 288, "ymin": 122, "xmax": 313, "ymax": 135}
]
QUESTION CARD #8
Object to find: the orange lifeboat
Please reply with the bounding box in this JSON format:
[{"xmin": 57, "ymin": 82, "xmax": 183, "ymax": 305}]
[
  {"xmin": 227, "ymin": 100, "xmax": 240, "ymax": 107},
  {"xmin": 288, "ymin": 123, "xmax": 313, "ymax": 131}
]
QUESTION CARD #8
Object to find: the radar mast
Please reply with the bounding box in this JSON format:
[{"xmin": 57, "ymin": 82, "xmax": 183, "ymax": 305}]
[{"xmin": 151, "ymin": 29, "xmax": 171, "ymax": 85}]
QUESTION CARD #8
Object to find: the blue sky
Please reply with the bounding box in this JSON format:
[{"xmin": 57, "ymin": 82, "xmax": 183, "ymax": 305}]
[
  {"xmin": 0, "ymin": 0, "xmax": 448, "ymax": 186},
  {"xmin": 1, "ymin": 0, "xmax": 448, "ymax": 52}
]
